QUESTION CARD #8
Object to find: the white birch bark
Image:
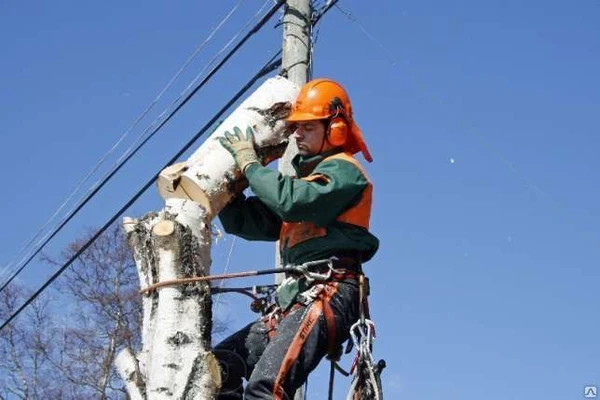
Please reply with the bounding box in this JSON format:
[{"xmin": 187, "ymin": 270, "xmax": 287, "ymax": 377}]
[
  {"xmin": 116, "ymin": 199, "xmax": 220, "ymax": 399},
  {"xmin": 116, "ymin": 77, "xmax": 299, "ymax": 399},
  {"xmin": 157, "ymin": 76, "xmax": 299, "ymax": 217}
]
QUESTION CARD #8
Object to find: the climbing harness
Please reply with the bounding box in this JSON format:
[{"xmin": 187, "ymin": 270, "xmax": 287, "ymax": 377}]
[{"xmin": 141, "ymin": 256, "xmax": 385, "ymax": 398}]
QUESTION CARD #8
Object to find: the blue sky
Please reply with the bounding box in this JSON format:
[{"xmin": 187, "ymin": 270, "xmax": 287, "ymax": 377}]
[{"xmin": 1, "ymin": 1, "xmax": 599, "ymax": 399}]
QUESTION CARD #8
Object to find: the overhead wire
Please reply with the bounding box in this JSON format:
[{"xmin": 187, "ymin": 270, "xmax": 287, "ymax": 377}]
[
  {"xmin": 0, "ymin": 0, "xmax": 286, "ymax": 294},
  {"xmin": 210, "ymin": 0, "xmax": 347, "ymax": 320},
  {"xmin": 3, "ymin": 0, "xmax": 274, "ymax": 288},
  {"xmin": 310, "ymin": 0, "xmax": 336, "ymax": 73},
  {"xmin": 213, "ymin": 236, "xmax": 237, "ymax": 314},
  {"xmin": 313, "ymin": 0, "xmax": 339, "ymax": 25},
  {"xmin": 179, "ymin": 0, "xmax": 273, "ymax": 103},
  {"xmin": 0, "ymin": 0, "xmax": 246, "ymax": 285},
  {"xmin": 124, "ymin": 0, "xmax": 273, "ymax": 159},
  {"xmin": 0, "ymin": 0, "xmax": 344, "ymax": 328},
  {"xmin": 0, "ymin": 50, "xmax": 283, "ymax": 333},
  {"xmin": 306, "ymin": 2, "xmax": 315, "ymax": 79},
  {"xmin": 335, "ymin": 3, "xmax": 559, "ymax": 206},
  {"xmin": 334, "ymin": 3, "xmax": 397, "ymax": 66}
]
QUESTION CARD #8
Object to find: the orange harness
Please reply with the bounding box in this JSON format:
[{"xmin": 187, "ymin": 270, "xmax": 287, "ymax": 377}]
[{"xmin": 269, "ymin": 281, "xmax": 342, "ymax": 400}]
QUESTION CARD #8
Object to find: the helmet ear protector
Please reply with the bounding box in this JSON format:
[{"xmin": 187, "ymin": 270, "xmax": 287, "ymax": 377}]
[{"xmin": 326, "ymin": 97, "xmax": 349, "ymax": 147}]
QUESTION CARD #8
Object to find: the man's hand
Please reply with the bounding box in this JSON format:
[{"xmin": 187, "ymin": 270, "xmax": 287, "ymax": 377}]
[{"xmin": 219, "ymin": 126, "xmax": 259, "ymax": 173}]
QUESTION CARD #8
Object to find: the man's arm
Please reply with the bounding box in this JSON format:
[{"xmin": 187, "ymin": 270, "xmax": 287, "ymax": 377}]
[
  {"xmin": 244, "ymin": 159, "xmax": 368, "ymax": 226},
  {"xmin": 218, "ymin": 194, "xmax": 282, "ymax": 241},
  {"xmin": 218, "ymin": 125, "xmax": 369, "ymax": 226}
]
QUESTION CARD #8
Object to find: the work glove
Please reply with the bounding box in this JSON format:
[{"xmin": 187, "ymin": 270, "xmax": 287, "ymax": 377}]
[{"xmin": 219, "ymin": 126, "xmax": 260, "ymax": 173}]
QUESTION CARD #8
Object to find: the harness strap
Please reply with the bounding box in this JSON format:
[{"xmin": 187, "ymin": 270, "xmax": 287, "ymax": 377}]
[
  {"xmin": 322, "ymin": 283, "xmax": 339, "ymax": 358},
  {"xmin": 272, "ymin": 282, "xmax": 340, "ymax": 399},
  {"xmin": 273, "ymin": 300, "xmax": 323, "ymax": 400}
]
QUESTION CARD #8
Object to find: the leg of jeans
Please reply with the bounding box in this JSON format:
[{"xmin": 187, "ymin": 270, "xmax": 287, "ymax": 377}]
[
  {"xmin": 245, "ymin": 282, "xmax": 359, "ymax": 400},
  {"xmin": 213, "ymin": 319, "xmax": 270, "ymax": 400}
]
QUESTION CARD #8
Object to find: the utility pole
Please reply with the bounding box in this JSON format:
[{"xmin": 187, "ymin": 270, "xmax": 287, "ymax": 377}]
[
  {"xmin": 278, "ymin": 1, "xmax": 312, "ymax": 399},
  {"xmin": 276, "ymin": 0, "xmax": 312, "ymax": 270},
  {"xmin": 277, "ymin": 1, "xmax": 312, "ymax": 266}
]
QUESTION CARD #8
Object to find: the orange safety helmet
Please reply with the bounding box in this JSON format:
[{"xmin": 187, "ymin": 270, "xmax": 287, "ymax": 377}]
[{"xmin": 287, "ymin": 78, "xmax": 373, "ymax": 162}]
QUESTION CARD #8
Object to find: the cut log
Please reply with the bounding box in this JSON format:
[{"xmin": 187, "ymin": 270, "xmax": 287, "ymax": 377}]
[{"xmin": 157, "ymin": 76, "xmax": 299, "ymax": 217}]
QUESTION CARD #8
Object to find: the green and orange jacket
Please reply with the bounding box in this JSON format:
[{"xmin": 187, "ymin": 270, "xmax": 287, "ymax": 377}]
[{"xmin": 218, "ymin": 148, "xmax": 379, "ymax": 265}]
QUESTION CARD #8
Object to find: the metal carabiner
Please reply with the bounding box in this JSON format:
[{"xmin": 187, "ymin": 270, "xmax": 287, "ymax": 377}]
[
  {"xmin": 350, "ymin": 318, "xmax": 376, "ymax": 350},
  {"xmin": 298, "ymin": 258, "xmax": 333, "ymax": 283}
]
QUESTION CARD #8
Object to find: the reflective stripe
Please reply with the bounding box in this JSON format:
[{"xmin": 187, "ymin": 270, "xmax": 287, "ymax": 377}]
[{"xmin": 279, "ymin": 152, "xmax": 372, "ymax": 250}]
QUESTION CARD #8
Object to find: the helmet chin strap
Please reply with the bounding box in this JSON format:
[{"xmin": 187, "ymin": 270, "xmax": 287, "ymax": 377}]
[
  {"xmin": 316, "ymin": 118, "xmax": 333, "ymax": 155},
  {"xmin": 316, "ymin": 133, "xmax": 328, "ymax": 155}
]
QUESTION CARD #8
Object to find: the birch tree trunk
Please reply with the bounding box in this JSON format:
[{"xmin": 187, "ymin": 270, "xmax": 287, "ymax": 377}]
[
  {"xmin": 115, "ymin": 77, "xmax": 299, "ymax": 399},
  {"xmin": 116, "ymin": 199, "xmax": 218, "ymax": 399}
]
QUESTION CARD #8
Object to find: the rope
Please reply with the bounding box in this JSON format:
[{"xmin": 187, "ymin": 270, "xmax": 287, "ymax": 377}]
[
  {"xmin": 0, "ymin": 52, "xmax": 283, "ymax": 333},
  {"xmin": 0, "ymin": 0, "xmax": 245, "ymax": 286},
  {"xmin": 328, "ymin": 359, "xmax": 336, "ymax": 400},
  {"xmin": 139, "ymin": 266, "xmax": 300, "ymax": 295},
  {"xmin": 139, "ymin": 256, "xmax": 350, "ymax": 294},
  {"xmin": 0, "ymin": 0, "xmax": 286, "ymax": 295}
]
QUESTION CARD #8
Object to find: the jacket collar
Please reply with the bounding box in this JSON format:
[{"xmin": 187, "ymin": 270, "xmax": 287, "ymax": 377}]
[{"xmin": 292, "ymin": 147, "xmax": 344, "ymax": 178}]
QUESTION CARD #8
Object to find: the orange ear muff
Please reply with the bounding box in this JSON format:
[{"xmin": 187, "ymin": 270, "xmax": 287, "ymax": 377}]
[
  {"xmin": 326, "ymin": 97, "xmax": 349, "ymax": 147},
  {"xmin": 327, "ymin": 116, "xmax": 349, "ymax": 147}
]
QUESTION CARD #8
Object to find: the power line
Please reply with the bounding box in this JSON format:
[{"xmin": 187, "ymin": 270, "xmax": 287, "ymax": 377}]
[
  {"xmin": 1, "ymin": 0, "xmax": 274, "ymax": 288},
  {"xmin": 313, "ymin": 0, "xmax": 339, "ymax": 25},
  {"xmin": 0, "ymin": 0, "xmax": 286, "ymax": 294},
  {"xmin": 334, "ymin": 3, "xmax": 397, "ymax": 66},
  {"xmin": 213, "ymin": 236, "xmax": 238, "ymax": 314},
  {"xmin": 0, "ymin": 0, "xmax": 344, "ymax": 322},
  {"xmin": 0, "ymin": 52, "xmax": 283, "ymax": 333},
  {"xmin": 0, "ymin": 0, "xmax": 246, "ymax": 285},
  {"xmin": 213, "ymin": 0, "xmax": 343, "ymax": 319},
  {"xmin": 178, "ymin": 0, "xmax": 273, "ymax": 100}
]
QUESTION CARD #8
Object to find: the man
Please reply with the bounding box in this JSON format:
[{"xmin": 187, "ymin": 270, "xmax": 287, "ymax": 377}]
[{"xmin": 215, "ymin": 78, "xmax": 379, "ymax": 399}]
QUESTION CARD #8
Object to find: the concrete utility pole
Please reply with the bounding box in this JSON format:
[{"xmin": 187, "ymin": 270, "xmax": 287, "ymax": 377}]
[
  {"xmin": 279, "ymin": 0, "xmax": 312, "ymax": 180},
  {"xmin": 277, "ymin": 0, "xmax": 312, "ymax": 267},
  {"xmin": 278, "ymin": 1, "xmax": 312, "ymax": 399}
]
